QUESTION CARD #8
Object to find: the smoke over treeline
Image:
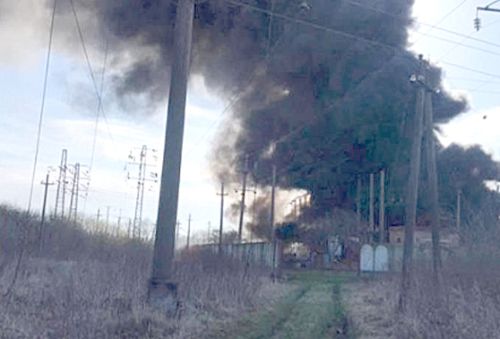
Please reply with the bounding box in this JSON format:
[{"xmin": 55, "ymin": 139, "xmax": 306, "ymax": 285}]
[{"xmin": 38, "ymin": 0, "xmax": 471, "ymax": 224}]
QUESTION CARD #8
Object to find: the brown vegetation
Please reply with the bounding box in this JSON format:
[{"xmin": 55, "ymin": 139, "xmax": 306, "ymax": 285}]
[{"xmin": 0, "ymin": 205, "xmax": 280, "ymax": 338}]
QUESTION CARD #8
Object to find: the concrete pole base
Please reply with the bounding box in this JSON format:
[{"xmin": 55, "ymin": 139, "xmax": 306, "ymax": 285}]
[{"xmin": 147, "ymin": 278, "xmax": 179, "ymax": 316}]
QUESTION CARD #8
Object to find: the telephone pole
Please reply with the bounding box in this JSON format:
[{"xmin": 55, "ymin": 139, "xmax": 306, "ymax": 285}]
[
  {"xmin": 456, "ymin": 189, "xmax": 462, "ymax": 231},
  {"xmin": 39, "ymin": 171, "xmax": 54, "ymax": 253},
  {"xmin": 148, "ymin": 1, "xmax": 194, "ymax": 310},
  {"xmin": 369, "ymin": 173, "xmax": 375, "ymax": 239},
  {"xmin": 186, "ymin": 214, "xmax": 191, "ymax": 249},
  {"xmin": 400, "ymin": 55, "xmax": 426, "ymax": 312},
  {"xmin": 379, "ymin": 169, "xmax": 385, "ymax": 243},
  {"xmin": 356, "ymin": 176, "xmax": 362, "ymax": 230},
  {"xmin": 238, "ymin": 154, "xmax": 250, "ymax": 243},
  {"xmin": 270, "ymin": 164, "xmax": 278, "ymax": 281},
  {"xmin": 424, "ymin": 87, "xmax": 442, "ymax": 280},
  {"xmin": 217, "ymin": 182, "xmax": 228, "ymax": 254}
]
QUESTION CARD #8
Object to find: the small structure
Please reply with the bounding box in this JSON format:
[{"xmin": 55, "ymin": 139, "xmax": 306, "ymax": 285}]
[{"xmin": 360, "ymin": 244, "xmax": 390, "ymax": 272}]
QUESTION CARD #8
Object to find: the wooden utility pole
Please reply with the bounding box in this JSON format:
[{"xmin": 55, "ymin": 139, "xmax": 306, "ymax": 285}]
[
  {"xmin": 238, "ymin": 155, "xmax": 250, "ymax": 243},
  {"xmin": 39, "ymin": 172, "xmax": 54, "ymax": 253},
  {"xmin": 217, "ymin": 182, "xmax": 228, "ymax": 254},
  {"xmin": 369, "ymin": 173, "xmax": 375, "ymax": 240},
  {"xmin": 379, "ymin": 169, "xmax": 385, "ymax": 242},
  {"xmin": 186, "ymin": 214, "xmax": 191, "ymax": 249},
  {"xmin": 399, "ymin": 55, "xmax": 426, "ymax": 312},
  {"xmin": 424, "ymin": 89, "xmax": 442, "ymax": 279},
  {"xmin": 456, "ymin": 189, "xmax": 461, "ymax": 231},
  {"xmin": 148, "ymin": 0, "xmax": 194, "ymax": 312},
  {"xmin": 270, "ymin": 164, "xmax": 278, "ymax": 282}
]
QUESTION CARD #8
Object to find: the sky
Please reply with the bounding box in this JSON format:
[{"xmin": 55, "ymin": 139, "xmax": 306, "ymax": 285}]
[{"xmin": 1, "ymin": 0, "xmax": 499, "ymax": 243}]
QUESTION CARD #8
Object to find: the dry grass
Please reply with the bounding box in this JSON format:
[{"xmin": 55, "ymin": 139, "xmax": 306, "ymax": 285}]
[
  {"xmin": 344, "ymin": 253, "xmax": 500, "ymax": 339},
  {"xmin": 0, "ymin": 206, "xmax": 281, "ymax": 338}
]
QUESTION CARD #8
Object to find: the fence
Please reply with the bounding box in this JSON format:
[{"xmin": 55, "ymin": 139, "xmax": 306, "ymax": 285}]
[{"xmin": 197, "ymin": 242, "xmax": 277, "ymax": 268}]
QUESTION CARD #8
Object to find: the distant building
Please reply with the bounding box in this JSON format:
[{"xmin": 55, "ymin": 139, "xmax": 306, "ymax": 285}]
[{"xmin": 389, "ymin": 225, "xmax": 460, "ymax": 248}]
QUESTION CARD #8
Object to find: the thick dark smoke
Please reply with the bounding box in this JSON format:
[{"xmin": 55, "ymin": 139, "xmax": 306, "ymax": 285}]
[{"xmin": 47, "ymin": 0, "xmax": 467, "ymax": 221}]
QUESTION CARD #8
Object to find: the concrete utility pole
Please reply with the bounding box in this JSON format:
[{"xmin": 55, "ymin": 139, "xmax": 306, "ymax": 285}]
[
  {"xmin": 39, "ymin": 171, "xmax": 54, "ymax": 253},
  {"xmin": 356, "ymin": 176, "xmax": 362, "ymax": 230},
  {"xmin": 379, "ymin": 169, "xmax": 385, "ymax": 243},
  {"xmin": 148, "ymin": 0, "xmax": 194, "ymax": 312},
  {"xmin": 54, "ymin": 149, "xmax": 68, "ymax": 218},
  {"xmin": 186, "ymin": 214, "xmax": 191, "ymax": 249},
  {"xmin": 400, "ymin": 55, "xmax": 426, "ymax": 312},
  {"xmin": 456, "ymin": 189, "xmax": 462, "ymax": 231},
  {"xmin": 424, "ymin": 89, "xmax": 442, "ymax": 279},
  {"xmin": 217, "ymin": 182, "xmax": 228, "ymax": 254},
  {"xmin": 270, "ymin": 164, "xmax": 278, "ymax": 282},
  {"xmin": 369, "ymin": 173, "xmax": 375, "ymax": 240},
  {"xmin": 238, "ymin": 154, "xmax": 250, "ymax": 243}
]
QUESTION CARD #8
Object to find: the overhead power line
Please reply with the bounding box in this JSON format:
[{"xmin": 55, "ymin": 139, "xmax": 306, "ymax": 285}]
[
  {"xmin": 225, "ymin": 0, "xmax": 411, "ymax": 56},
  {"xmin": 69, "ymin": 0, "xmax": 114, "ymax": 142},
  {"xmin": 440, "ymin": 61, "xmax": 500, "ymax": 80},
  {"xmin": 411, "ymin": 0, "xmax": 468, "ymax": 45},
  {"xmin": 344, "ymin": 0, "xmax": 500, "ymax": 50},
  {"xmin": 417, "ymin": 31, "xmax": 500, "ymax": 57},
  {"xmin": 27, "ymin": 0, "xmax": 57, "ymax": 212}
]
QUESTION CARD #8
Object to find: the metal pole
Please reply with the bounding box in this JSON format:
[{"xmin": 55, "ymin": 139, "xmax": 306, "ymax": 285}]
[
  {"xmin": 238, "ymin": 155, "xmax": 249, "ymax": 243},
  {"xmin": 138, "ymin": 145, "xmax": 147, "ymax": 233},
  {"xmin": 186, "ymin": 214, "xmax": 191, "ymax": 249},
  {"xmin": 39, "ymin": 172, "xmax": 53, "ymax": 253},
  {"xmin": 54, "ymin": 149, "xmax": 67, "ymax": 217},
  {"xmin": 379, "ymin": 169, "xmax": 385, "ymax": 243},
  {"xmin": 74, "ymin": 163, "xmax": 80, "ymax": 222},
  {"xmin": 369, "ymin": 173, "xmax": 375, "ymax": 239},
  {"xmin": 68, "ymin": 163, "xmax": 78, "ymax": 221},
  {"xmin": 217, "ymin": 182, "xmax": 227, "ymax": 254},
  {"xmin": 356, "ymin": 176, "xmax": 361, "ymax": 230},
  {"xmin": 270, "ymin": 165, "xmax": 278, "ymax": 282},
  {"xmin": 148, "ymin": 0, "xmax": 194, "ymax": 312}
]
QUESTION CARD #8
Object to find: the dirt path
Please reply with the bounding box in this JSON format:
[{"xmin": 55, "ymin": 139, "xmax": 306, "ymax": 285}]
[{"xmin": 208, "ymin": 271, "xmax": 354, "ymax": 339}]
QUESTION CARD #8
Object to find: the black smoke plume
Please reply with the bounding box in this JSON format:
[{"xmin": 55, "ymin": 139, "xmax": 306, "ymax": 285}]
[{"xmin": 48, "ymin": 0, "xmax": 467, "ymax": 219}]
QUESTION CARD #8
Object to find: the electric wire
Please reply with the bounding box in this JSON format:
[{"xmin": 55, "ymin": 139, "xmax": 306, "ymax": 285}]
[
  {"xmin": 69, "ymin": 0, "xmax": 114, "ymax": 143},
  {"xmin": 27, "ymin": 0, "xmax": 57, "ymax": 212},
  {"xmin": 343, "ymin": 0, "xmax": 500, "ymax": 50},
  {"xmin": 83, "ymin": 39, "xmax": 109, "ymax": 215},
  {"xmin": 411, "ymin": 0, "xmax": 468, "ymax": 45}
]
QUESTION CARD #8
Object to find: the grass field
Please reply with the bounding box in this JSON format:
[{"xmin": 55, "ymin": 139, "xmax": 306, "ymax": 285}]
[{"xmin": 208, "ymin": 271, "xmax": 356, "ymax": 339}]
